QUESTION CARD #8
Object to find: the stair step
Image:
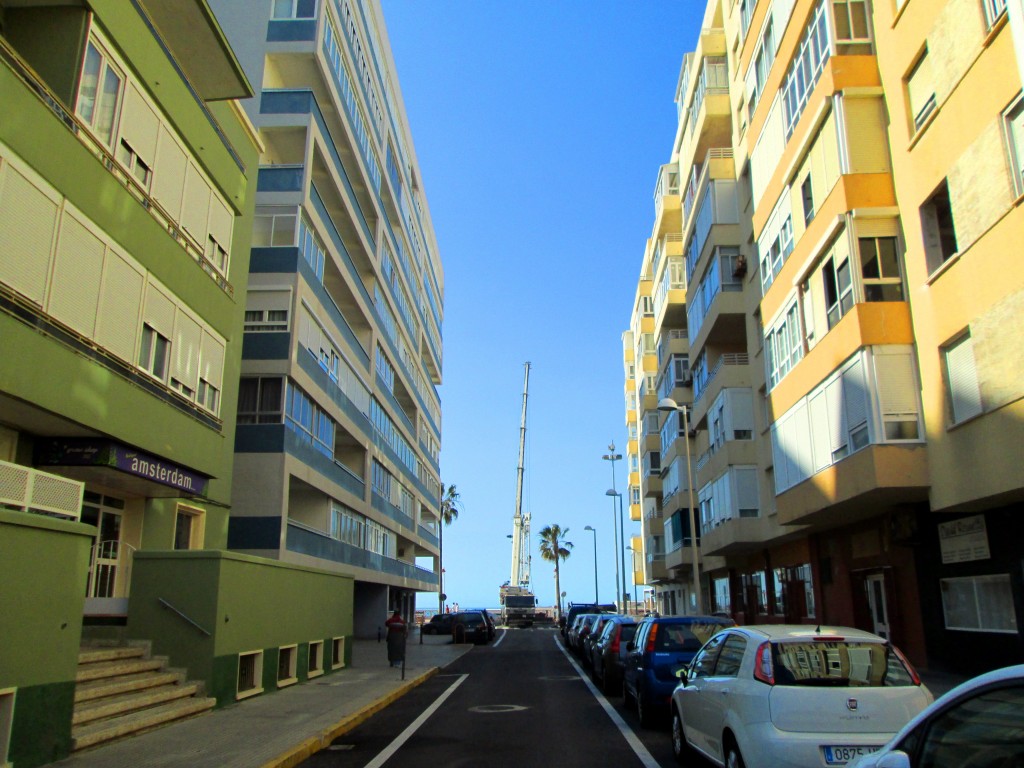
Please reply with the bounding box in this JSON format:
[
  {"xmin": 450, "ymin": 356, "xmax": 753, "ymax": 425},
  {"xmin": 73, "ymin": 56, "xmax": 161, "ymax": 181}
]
[
  {"xmin": 78, "ymin": 646, "xmax": 146, "ymax": 665},
  {"xmin": 72, "ymin": 697, "xmax": 216, "ymax": 751},
  {"xmin": 76, "ymin": 657, "xmax": 165, "ymax": 683},
  {"xmin": 73, "ymin": 682, "xmax": 201, "ymax": 725},
  {"xmin": 75, "ymin": 670, "xmax": 184, "ymax": 703}
]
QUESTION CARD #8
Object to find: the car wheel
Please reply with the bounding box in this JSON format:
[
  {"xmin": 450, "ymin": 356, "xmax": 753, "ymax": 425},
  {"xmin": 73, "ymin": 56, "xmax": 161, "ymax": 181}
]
[
  {"xmin": 637, "ymin": 685, "xmax": 653, "ymax": 728},
  {"xmin": 725, "ymin": 743, "xmax": 746, "ymax": 768},
  {"xmin": 671, "ymin": 708, "xmax": 691, "ymax": 764}
]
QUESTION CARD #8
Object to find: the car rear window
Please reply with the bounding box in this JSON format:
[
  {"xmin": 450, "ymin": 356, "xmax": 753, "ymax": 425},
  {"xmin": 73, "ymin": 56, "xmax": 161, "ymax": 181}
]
[
  {"xmin": 656, "ymin": 622, "xmax": 729, "ymax": 652},
  {"xmin": 457, "ymin": 614, "xmax": 483, "ymax": 626},
  {"xmin": 771, "ymin": 641, "xmax": 917, "ymax": 687},
  {"xmin": 620, "ymin": 624, "xmax": 638, "ymax": 642}
]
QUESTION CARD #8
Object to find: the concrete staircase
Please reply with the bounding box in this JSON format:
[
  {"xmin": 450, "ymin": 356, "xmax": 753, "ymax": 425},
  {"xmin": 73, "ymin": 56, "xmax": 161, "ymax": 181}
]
[{"xmin": 72, "ymin": 644, "xmax": 215, "ymax": 751}]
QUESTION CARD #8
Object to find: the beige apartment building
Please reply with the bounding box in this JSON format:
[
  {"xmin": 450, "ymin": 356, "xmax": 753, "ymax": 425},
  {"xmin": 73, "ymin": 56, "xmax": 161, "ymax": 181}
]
[{"xmin": 625, "ymin": 0, "xmax": 1023, "ymax": 675}]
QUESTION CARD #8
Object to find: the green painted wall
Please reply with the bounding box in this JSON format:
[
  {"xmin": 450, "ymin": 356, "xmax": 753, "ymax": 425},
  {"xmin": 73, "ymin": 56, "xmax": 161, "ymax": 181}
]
[
  {"xmin": 0, "ymin": 510, "xmax": 93, "ymax": 767},
  {"xmin": 128, "ymin": 551, "xmax": 354, "ymax": 705}
]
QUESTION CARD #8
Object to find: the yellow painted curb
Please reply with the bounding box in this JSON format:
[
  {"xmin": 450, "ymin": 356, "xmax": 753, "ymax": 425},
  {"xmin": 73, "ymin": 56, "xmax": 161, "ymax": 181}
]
[{"xmin": 261, "ymin": 666, "xmax": 439, "ymax": 768}]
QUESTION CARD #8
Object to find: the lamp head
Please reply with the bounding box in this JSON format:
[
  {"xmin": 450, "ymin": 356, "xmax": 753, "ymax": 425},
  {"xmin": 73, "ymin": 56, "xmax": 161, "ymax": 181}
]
[
  {"xmin": 658, "ymin": 397, "xmax": 680, "ymax": 412},
  {"xmin": 605, "ymin": 489, "xmax": 620, "ymax": 497},
  {"xmin": 584, "ymin": 525, "xmax": 594, "ymax": 531}
]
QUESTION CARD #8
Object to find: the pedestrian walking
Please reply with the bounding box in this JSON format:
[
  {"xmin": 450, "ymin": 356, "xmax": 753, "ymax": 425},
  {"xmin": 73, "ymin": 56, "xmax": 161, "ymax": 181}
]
[{"xmin": 384, "ymin": 609, "xmax": 406, "ymax": 668}]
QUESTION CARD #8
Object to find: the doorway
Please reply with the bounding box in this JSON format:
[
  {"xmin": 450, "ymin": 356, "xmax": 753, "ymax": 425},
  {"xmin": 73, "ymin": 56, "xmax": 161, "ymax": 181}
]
[
  {"xmin": 80, "ymin": 491, "xmax": 127, "ymax": 598},
  {"xmin": 864, "ymin": 573, "xmax": 890, "ymax": 639}
]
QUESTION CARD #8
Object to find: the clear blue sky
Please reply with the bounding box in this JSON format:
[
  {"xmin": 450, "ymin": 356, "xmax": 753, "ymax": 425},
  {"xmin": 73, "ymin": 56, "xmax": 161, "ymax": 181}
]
[{"xmin": 380, "ymin": 2, "xmax": 703, "ymax": 610}]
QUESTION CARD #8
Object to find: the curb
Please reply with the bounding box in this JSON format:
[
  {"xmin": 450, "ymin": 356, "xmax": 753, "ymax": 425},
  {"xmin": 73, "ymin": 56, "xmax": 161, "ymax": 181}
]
[{"xmin": 260, "ymin": 666, "xmax": 440, "ymax": 768}]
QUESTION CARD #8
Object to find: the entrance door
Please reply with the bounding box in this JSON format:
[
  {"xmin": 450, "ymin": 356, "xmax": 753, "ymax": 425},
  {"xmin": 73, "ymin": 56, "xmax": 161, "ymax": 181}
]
[
  {"xmin": 80, "ymin": 492, "xmax": 125, "ymax": 598},
  {"xmin": 864, "ymin": 573, "xmax": 890, "ymax": 639}
]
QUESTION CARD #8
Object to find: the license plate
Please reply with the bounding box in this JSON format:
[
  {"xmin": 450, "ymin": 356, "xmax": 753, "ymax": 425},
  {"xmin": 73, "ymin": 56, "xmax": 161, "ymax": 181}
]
[{"xmin": 823, "ymin": 745, "xmax": 879, "ymax": 765}]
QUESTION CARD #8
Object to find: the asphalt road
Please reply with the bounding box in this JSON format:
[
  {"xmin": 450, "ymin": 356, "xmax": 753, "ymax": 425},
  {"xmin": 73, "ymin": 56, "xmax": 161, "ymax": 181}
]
[{"xmin": 300, "ymin": 626, "xmax": 689, "ymax": 768}]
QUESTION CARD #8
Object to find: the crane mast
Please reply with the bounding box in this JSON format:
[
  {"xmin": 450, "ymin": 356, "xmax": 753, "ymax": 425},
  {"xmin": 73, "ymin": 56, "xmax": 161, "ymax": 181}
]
[{"xmin": 510, "ymin": 362, "xmax": 531, "ymax": 589}]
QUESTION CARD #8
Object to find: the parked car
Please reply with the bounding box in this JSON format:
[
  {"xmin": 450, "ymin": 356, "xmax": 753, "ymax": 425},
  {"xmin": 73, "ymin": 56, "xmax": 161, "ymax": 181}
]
[
  {"xmin": 582, "ymin": 614, "xmax": 621, "ymax": 669},
  {"xmin": 562, "ymin": 603, "xmax": 617, "ymax": 639},
  {"xmin": 463, "ymin": 608, "xmax": 497, "ymax": 640},
  {"xmin": 566, "ymin": 613, "xmax": 592, "ymax": 651},
  {"xmin": 670, "ymin": 625, "xmax": 934, "ymax": 768},
  {"xmin": 590, "ymin": 616, "xmax": 638, "ymax": 694},
  {"xmin": 624, "ymin": 615, "xmax": 735, "ymax": 726},
  {"xmin": 449, "ymin": 611, "xmax": 491, "ymax": 644},
  {"xmin": 572, "ymin": 613, "xmax": 605, "ymax": 656},
  {"xmin": 421, "ymin": 613, "xmax": 455, "ymax": 635},
  {"xmin": 848, "ymin": 664, "xmax": 1024, "ymax": 768}
]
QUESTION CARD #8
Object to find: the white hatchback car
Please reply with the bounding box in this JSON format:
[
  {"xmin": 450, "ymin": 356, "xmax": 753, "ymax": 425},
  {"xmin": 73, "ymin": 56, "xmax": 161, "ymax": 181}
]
[
  {"xmin": 670, "ymin": 625, "xmax": 934, "ymax": 768},
  {"xmin": 848, "ymin": 664, "xmax": 1024, "ymax": 768}
]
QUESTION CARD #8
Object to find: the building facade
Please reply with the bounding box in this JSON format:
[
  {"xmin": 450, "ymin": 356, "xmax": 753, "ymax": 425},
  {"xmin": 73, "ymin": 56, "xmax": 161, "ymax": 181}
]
[
  {"xmin": 210, "ymin": 0, "xmax": 445, "ymax": 636},
  {"xmin": 627, "ymin": 0, "xmax": 1023, "ymax": 676},
  {"xmin": 0, "ymin": 0, "xmax": 261, "ymax": 761}
]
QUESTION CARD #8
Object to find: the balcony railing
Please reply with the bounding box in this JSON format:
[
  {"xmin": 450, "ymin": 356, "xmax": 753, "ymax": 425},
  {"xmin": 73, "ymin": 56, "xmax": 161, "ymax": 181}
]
[
  {"xmin": 0, "ymin": 459, "xmax": 84, "ymax": 520},
  {"xmin": 695, "ymin": 353, "xmax": 749, "ymax": 404}
]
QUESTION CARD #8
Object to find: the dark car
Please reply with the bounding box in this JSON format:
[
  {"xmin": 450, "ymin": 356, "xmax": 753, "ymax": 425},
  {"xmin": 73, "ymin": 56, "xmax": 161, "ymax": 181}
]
[
  {"xmin": 450, "ymin": 611, "xmax": 491, "ymax": 644},
  {"xmin": 421, "ymin": 613, "xmax": 455, "ymax": 635},
  {"xmin": 464, "ymin": 608, "xmax": 497, "ymax": 640},
  {"xmin": 590, "ymin": 616, "xmax": 637, "ymax": 693},
  {"xmin": 562, "ymin": 603, "xmax": 617, "ymax": 639},
  {"xmin": 582, "ymin": 614, "xmax": 621, "ymax": 668},
  {"xmin": 623, "ymin": 615, "xmax": 734, "ymax": 726},
  {"xmin": 572, "ymin": 613, "xmax": 605, "ymax": 655}
]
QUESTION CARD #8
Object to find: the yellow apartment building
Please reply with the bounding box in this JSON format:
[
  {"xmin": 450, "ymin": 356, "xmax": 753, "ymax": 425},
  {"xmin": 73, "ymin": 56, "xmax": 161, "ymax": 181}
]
[{"xmin": 626, "ymin": 0, "xmax": 1023, "ymax": 675}]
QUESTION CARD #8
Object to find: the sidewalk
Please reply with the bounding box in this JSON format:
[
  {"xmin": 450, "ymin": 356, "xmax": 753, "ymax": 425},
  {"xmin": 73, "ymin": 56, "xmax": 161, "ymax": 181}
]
[{"xmin": 52, "ymin": 633, "xmax": 472, "ymax": 768}]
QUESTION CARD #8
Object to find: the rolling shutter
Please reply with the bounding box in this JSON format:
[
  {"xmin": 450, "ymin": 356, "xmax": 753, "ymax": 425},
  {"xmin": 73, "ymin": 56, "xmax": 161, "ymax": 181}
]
[
  {"xmin": 945, "ymin": 334, "xmax": 983, "ymax": 423},
  {"xmin": 120, "ymin": 84, "xmax": 159, "ymax": 166},
  {"xmin": 0, "ymin": 162, "xmax": 59, "ymax": 304},
  {"xmin": 151, "ymin": 131, "xmax": 187, "ymax": 218},
  {"xmin": 181, "ymin": 162, "xmax": 212, "ymax": 244},
  {"xmin": 143, "ymin": 281, "xmax": 176, "ymax": 340},
  {"xmin": 96, "ymin": 247, "xmax": 145, "ymax": 362},
  {"xmin": 171, "ymin": 312, "xmax": 202, "ymax": 391},
  {"xmin": 49, "ymin": 211, "xmax": 103, "ymax": 337},
  {"xmin": 200, "ymin": 331, "xmax": 225, "ymax": 389}
]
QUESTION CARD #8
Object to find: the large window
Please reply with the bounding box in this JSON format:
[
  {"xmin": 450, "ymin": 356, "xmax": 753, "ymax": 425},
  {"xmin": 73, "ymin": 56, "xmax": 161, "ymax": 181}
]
[
  {"xmin": 766, "ymin": 302, "xmax": 804, "ymax": 390},
  {"xmin": 272, "ymin": 0, "xmax": 316, "ymax": 18},
  {"xmin": 906, "ymin": 51, "xmax": 937, "ymax": 134},
  {"xmin": 286, "ymin": 383, "xmax": 334, "ymax": 457},
  {"xmin": 941, "ymin": 575, "xmax": 1018, "ymax": 633},
  {"xmin": 237, "ymin": 377, "xmax": 284, "ymax": 423},
  {"xmin": 823, "ymin": 253, "xmax": 854, "ymax": 329},
  {"xmin": 1003, "ymin": 95, "xmax": 1024, "ymax": 198},
  {"xmin": 943, "ymin": 332, "xmax": 983, "ymax": 424},
  {"xmin": 858, "ymin": 236, "xmax": 904, "ymax": 302},
  {"xmin": 138, "ymin": 324, "xmax": 170, "ymax": 380},
  {"xmin": 76, "ymin": 39, "xmax": 124, "ymax": 147},
  {"xmin": 782, "ymin": 0, "xmax": 831, "ymax": 138}
]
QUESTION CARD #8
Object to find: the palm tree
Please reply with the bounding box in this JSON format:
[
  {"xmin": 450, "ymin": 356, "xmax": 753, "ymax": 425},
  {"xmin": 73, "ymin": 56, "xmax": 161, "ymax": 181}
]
[
  {"xmin": 539, "ymin": 524, "xmax": 573, "ymax": 621},
  {"xmin": 438, "ymin": 484, "xmax": 462, "ymax": 613}
]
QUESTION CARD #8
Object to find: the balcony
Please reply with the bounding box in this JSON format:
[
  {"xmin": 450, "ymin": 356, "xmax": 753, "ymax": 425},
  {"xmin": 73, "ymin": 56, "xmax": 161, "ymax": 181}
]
[
  {"xmin": 700, "ymin": 515, "xmax": 784, "ymax": 556},
  {"xmin": 776, "ymin": 444, "xmax": 929, "ymax": 531},
  {"xmin": 653, "ymin": 163, "xmax": 682, "ymax": 238},
  {"xmin": 645, "ymin": 551, "xmax": 669, "ymax": 582},
  {"xmin": 0, "ymin": 459, "xmax": 85, "ymax": 520},
  {"xmin": 687, "ymin": 247, "xmax": 746, "ymax": 356},
  {"xmin": 680, "ymin": 58, "xmax": 732, "ymax": 164},
  {"xmin": 694, "ymin": 353, "xmax": 750, "ymax": 413},
  {"xmin": 665, "ymin": 540, "xmax": 701, "ymax": 572}
]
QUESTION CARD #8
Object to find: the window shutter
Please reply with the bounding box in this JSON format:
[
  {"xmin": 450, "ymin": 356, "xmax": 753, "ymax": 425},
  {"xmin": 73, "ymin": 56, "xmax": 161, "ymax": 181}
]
[
  {"xmin": 172, "ymin": 311, "xmax": 201, "ymax": 391},
  {"xmin": 49, "ymin": 211, "xmax": 103, "ymax": 337},
  {"xmin": 843, "ymin": 97, "xmax": 890, "ymax": 174},
  {"xmin": 874, "ymin": 348, "xmax": 919, "ymax": 418},
  {"xmin": 826, "ymin": 377, "xmax": 848, "ymax": 455},
  {"xmin": 181, "ymin": 162, "xmax": 211, "ymax": 244},
  {"xmin": 143, "ymin": 281, "xmax": 176, "ymax": 339},
  {"xmin": 151, "ymin": 130, "xmax": 187, "ymax": 218},
  {"xmin": 808, "ymin": 391, "xmax": 831, "ymax": 471},
  {"xmin": 734, "ymin": 467, "xmax": 760, "ymax": 514},
  {"xmin": 96, "ymin": 247, "xmax": 145, "ymax": 362},
  {"xmin": 906, "ymin": 54, "xmax": 935, "ymax": 127},
  {"xmin": 770, "ymin": 424, "xmax": 786, "ymax": 492},
  {"xmin": 121, "ymin": 84, "xmax": 159, "ymax": 165},
  {"xmin": 843, "ymin": 357, "xmax": 870, "ymax": 435},
  {"xmin": 0, "ymin": 163, "xmax": 59, "ymax": 303},
  {"xmin": 945, "ymin": 335, "xmax": 983, "ymax": 422},
  {"xmin": 200, "ymin": 331, "xmax": 225, "ymax": 389},
  {"xmin": 208, "ymin": 194, "xmax": 233, "ymax": 252}
]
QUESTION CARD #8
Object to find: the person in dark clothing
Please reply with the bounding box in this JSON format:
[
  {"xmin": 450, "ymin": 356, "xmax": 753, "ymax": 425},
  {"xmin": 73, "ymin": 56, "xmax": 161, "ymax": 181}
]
[{"xmin": 385, "ymin": 610, "xmax": 406, "ymax": 667}]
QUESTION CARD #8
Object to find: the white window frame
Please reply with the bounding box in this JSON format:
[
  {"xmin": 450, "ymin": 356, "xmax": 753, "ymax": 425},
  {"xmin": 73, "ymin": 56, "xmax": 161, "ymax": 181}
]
[
  {"xmin": 307, "ymin": 639, "xmax": 324, "ymax": 678},
  {"xmin": 277, "ymin": 644, "xmax": 298, "ymax": 687},
  {"xmin": 76, "ymin": 37, "xmax": 125, "ymax": 148},
  {"xmin": 138, "ymin": 324, "xmax": 170, "ymax": 381},
  {"xmin": 237, "ymin": 650, "xmax": 264, "ymax": 700},
  {"xmin": 940, "ymin": 574, "xmax": 1018, "ymax": 633}
]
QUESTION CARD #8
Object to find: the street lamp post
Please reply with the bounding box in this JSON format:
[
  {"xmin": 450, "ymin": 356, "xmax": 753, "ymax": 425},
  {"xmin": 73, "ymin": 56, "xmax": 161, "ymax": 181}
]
[
  {"xmin": 584, "ymin": 525, "xmax": 598, "ymax": 603},
  {"xmin": 658, "ymin": 397, "xmax": 704, "ymax": 615},
  {"xmin": 605, "ymin": 489, "xmax": 627, "ymax": 611},
  {"xmin": 601, "ymin": 446, "xmax": 623, "ymax": 611}
]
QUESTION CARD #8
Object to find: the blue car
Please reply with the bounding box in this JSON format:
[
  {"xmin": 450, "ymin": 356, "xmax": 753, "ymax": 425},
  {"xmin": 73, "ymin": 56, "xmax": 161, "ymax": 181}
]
[{"xmin": 622, "ymin": 615, "xmax": 734, "ymax": 727}]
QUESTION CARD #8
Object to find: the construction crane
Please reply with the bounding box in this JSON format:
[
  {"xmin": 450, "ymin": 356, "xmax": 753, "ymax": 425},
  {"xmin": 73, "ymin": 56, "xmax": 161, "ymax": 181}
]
[{"xmin": 500, "ymin": 362, "xmax": 537, "ymax": 627}]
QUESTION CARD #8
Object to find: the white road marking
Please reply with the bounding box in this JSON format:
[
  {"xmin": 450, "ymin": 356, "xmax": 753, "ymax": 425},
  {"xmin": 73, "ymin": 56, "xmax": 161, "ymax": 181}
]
[
  {"xmin": 554, "ymin": 637, "xmax": 662, "ymax": 768},
  {"xmin": 493, "ymin": 628, "xmax": 508, "ymax": 647},
  {"xmin": 362, "ymin": 673, "xmax": 469, "ymax": 768}
]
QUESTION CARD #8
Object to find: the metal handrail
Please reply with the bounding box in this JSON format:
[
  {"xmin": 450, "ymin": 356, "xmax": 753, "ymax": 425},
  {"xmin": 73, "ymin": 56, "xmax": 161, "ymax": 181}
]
[{"xmin": 158, "ymin": 598, "xmax": 211, "ymax": 637}]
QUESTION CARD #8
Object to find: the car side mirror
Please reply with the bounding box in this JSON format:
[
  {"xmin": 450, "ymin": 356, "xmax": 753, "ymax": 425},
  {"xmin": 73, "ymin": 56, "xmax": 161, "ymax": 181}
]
[
  {"xmin": 675, "ymin": 667, "xmax": 689, "ymax": 684},
  {"xmin": 876, "ymin": 752, "xmax": 911, "ymax": 768}
]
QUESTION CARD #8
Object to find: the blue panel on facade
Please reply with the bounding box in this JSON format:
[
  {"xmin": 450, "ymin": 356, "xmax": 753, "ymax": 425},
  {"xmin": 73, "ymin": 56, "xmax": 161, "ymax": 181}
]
[
  {"xmin": 266, "ymin": 20, "xmax": 316, "ymax": 42},
  {"xmin": 257, "ymin": 166, "xmax": 304, "ymax": 192},
  {"xmin": 235, "ymin": 424, "xmax": 286, "ymax": 453},
  {"xmin": 249, "ymin": 247, "xmax": 300, "ymax": 273},
  {"xmin": 242, "ymin": 332, "xmax": 290, "ymax": 360},
  {"xmin": 228, "ymin": 516, "xmax": 282, "ymax": 550}
]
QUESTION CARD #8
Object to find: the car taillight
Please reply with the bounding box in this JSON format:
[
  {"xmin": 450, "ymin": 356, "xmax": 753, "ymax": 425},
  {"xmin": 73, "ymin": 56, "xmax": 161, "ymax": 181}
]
[
  {"xmin": 645, "ymin": 623, "xmax": 659, "ymax": 653},
  {"xmin": 892, "ymin": 644, "xmax": 922, "ymax": 686},
  {"xmin": 610, "ymin": 628, "xmax": 620, "ymax": 654},
  {"xmin": 753, "ymin": 641, "xmax": 775, "ymax": 685}
]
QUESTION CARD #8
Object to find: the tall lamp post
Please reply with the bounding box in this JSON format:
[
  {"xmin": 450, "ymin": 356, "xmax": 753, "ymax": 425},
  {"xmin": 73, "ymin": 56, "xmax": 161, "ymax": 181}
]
[
  {"xmin": 601, "ymin": 446, "xmax": 623, "ymax": 611},
  {"xmin": 605, "ymin": 488, "xmax": 627, "ymax": 612},
  {"xmin": 584, "ymin": 525, "xmax": 598, "ymax": 603},
  {"xmin": 658, "ymin": 397, "xmax": 704, "ymax": 615},
  {"xmin": 626, "ymin": 546, "xmax": 639, "ymax": 611}
]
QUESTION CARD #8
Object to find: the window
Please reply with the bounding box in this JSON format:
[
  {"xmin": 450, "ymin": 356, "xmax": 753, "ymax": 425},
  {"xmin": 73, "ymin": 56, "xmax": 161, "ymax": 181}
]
[
  {"xmin": 913, "ymin": 685, "xmax": 1024, "ymax": 767},
  {"xmin": 139, "ymin": 324, "xmax": 170, "ymax": 380},
  {"xmin": 237, "ymin": 650, "xmax": 264, "ymax": 699},
  {"xmin": 713, "ymin": 576, "xmax": 731, "ymax": 613},
  {"xmin": 117, "ymin": 140, "xmax": 152, "ymax": 188},
  {"xmin": 1003, "ymin": 96, "xmax": 1024, "ymax": 198},
  {"xmin": 272, "ymin": 0, "xmax": 316, "ymax": 19},
  {"xmin": 332, "ymin": 636, "xmax": 346, "ymax": 669},
  {"xmin": 920, "ymin": 180, "xmax": 958, "ymax": 271},
  {"xmin": 76, "ymin": 39, "xmax": 124, "ymax": 147},
  {"xmin": 832, "ymin": 0, "xmax": 870, "ymax": 41},
  {"xmin": 715, "ymin": 634, "xmax": 748, "ymax": 676},
  {"xmin": 906, "ymin": 51, "xmax": 937, "ymax": 134},
  {"xmin": 244, "ymin": 309, "xmax": 289, "ymax": 332},
  {"xmin": 823, "ymin": 255, "xmax": 854, "ymax": 329},
  {"xmin": 983, "ymin": 0, "xmax": 1008, "ymax": 29},
  {"xmin": 690, "ymin": 632, "xmax": 727, "ymax": 679},
  {"xmin": 943, "ymin": 333, "xmax": 983, "ymax": 423},
  {"xmin": 308, "ymin": 640, "xmax": 324, "ymax": 678},
  {"xmin": 198, "ymin": 378, "xmax": 219, "ymax": 414},
  {"xmin": 237, "ymin": 377, "xmax": 284, "ymax": 424},
  {"xmin": 940, "ymin": 575, "xmax": 1018, "ymax": 633},
  {"xmin": 801, "ymin": 176, "xmax": 814, "ymax": 226},
  {"xmin": 782, "ymin": 0, "xmax": 831, "ymax": 138},
  {"xmin": 206, "ymin": 236, "xmax": 228, "ymax": 274},
  {"xmin": 859, "ymin": 236, "xmax": 904, "ymax": 301},
  {"xmin": 277, "ymin": 645, "xmax": 298, "ymax": 687},
  {"xmin": 174, "ymin": 505, "xmax": 203, "ymax": 550},
  {"xmin": 766, "ymin": 302, "xmax": 804, "ymax": 389}
]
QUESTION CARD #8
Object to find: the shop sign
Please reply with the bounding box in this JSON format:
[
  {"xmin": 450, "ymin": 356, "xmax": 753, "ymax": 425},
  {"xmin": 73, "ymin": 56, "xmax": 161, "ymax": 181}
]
[{"xmin": 938, "ymin": 515, "xmax": 990, "ymax": 564}]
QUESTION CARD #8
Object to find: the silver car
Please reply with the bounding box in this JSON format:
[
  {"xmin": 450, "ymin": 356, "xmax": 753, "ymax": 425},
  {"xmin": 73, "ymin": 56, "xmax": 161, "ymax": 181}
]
[{"xmin": 670, "ymin": 625, "xmax": 933, "ymax": 768}]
